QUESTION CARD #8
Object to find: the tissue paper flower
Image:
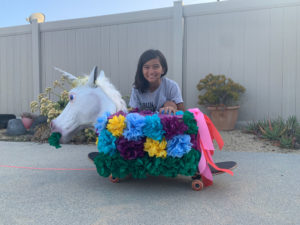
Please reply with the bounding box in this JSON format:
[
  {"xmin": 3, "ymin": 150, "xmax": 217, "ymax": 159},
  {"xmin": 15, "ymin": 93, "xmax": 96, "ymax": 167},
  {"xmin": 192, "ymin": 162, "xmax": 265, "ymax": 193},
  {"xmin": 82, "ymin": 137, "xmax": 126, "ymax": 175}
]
[
  {"xmin": 123, "ymin": 113, "xmax": 146, "ymax": 141},
  {"xmin": 144, "ymin": 137, "xmax": 167, "ymax": 158},
  {"xmin": 143, "ymin": 114, "xmax": 165, "ymax": 141},
  {"xmin": 167, "ymin": 134, "xmax": 192, "ymax": 158},
  {"xmin": 97, "ymin": 129, "xmax": 117, "ymax": 155},
  {"xmin": 107, "ymin": 114, "xmax": 126, "ymax": 137}
]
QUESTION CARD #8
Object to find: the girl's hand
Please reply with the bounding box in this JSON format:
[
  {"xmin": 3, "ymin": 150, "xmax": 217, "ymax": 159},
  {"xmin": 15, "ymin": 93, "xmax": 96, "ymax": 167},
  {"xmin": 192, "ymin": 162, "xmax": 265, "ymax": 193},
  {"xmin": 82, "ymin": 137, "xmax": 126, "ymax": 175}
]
[
  {"xmin": 159, "ymin": 106, "xmax": 177, "ymax": 114},
  {"xmin": 159, "ymin": 101, "xmax": 177, "ymax": 115},
  {"xmin": 159, "ymin": 101, "xmax": 183, "ymax": 115}
]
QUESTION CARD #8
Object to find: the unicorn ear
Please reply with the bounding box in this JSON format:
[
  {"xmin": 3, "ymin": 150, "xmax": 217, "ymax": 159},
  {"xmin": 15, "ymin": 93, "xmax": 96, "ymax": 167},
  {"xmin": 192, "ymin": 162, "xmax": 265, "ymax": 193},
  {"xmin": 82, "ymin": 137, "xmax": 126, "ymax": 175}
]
[
  {"xmin": 54, "ymin": 67, "xmax": 78, "ymax": 81},
  {"xmin": 87, "ymin": 66, "xmax": 98, "ymax": 87},
  {"xmin": 99, "ymin": 70, "xmax": 105, "ymax": 79}
]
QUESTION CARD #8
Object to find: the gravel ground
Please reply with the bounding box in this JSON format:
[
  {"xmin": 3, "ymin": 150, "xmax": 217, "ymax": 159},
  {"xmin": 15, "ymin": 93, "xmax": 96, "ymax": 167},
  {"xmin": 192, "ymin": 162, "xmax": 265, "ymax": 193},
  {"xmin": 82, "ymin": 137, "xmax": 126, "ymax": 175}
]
[
  {"xmin": 219, "ymin": 130, "xmax": 300, "ymax": 154},
  {"xmin": 1, "ymin": 128, "xmax": 299, "ymax": 154}
]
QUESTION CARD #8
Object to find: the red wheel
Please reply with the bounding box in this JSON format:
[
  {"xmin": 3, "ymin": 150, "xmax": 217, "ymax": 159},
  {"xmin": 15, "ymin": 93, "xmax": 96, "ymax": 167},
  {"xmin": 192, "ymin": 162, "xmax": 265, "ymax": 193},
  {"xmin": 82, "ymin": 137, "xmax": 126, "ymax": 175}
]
[
  {"xmin": 192, "ymin": 179, "xmax": 203, "ymax": 191},
  {"xmin": 109, "ymin": 174, "xmax": 120, "ymax": 183}
]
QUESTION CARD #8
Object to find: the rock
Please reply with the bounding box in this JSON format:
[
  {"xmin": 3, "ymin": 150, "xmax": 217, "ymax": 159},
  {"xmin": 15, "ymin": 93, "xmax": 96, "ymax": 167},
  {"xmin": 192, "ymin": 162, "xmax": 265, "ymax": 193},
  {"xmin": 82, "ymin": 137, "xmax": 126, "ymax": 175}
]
[
  {"xmin": 0, "ymin": 114, "xmax": 16, "ymax": 129},
  {"xmin": 28, "ymin": 115, "xmax": 48, "ymax": 134},
  {"xmin": 6, "ymin": 119, "xmax": 27, "ymax": 136}
]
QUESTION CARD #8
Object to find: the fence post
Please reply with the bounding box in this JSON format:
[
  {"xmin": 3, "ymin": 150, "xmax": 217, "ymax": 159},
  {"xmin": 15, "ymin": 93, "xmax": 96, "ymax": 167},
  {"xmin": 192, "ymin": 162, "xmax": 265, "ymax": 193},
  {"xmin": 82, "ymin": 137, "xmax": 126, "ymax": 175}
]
[
  {"xmin": 31, "ymin": 20, "xmax": 41, "ymax": 100},
  {"xmin": 173, "ymin": 1, "xmax": 184, "ymax": 92}
]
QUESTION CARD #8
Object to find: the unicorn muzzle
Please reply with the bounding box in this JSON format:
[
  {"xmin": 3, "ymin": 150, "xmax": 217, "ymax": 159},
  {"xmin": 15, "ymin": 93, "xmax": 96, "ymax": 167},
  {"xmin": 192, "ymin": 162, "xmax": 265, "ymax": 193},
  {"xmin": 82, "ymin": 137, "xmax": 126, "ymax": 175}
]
[
  {"xmin": 50, "ymin": 120, "xmax": 66, "ymax": 143},
  {"xmin": 50, "ymin": 119, "xmax": 80, "ymax": 144},
  {"xmin": 50, "ymin": 120, "xmax": 61, "ymax": 135}
]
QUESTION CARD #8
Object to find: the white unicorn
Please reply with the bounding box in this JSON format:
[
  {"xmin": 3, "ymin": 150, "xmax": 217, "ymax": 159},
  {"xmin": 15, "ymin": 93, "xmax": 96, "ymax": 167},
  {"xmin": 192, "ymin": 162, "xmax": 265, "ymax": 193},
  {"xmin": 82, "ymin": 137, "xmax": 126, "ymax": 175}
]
[{"xmin": 50, "ymin": 66, "xmax": 127, "ymax": 143}]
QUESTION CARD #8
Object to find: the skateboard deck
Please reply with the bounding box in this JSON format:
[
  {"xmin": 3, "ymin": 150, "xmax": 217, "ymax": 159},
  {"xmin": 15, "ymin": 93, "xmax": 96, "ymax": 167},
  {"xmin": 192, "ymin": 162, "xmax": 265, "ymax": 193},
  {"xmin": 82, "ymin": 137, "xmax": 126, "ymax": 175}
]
[
  {"xmin": 88, "ymin": 152, "xmax": 99, "ymax": 162},
  {"xmin": 209, "ymin": 161, "xmax": 237, "ymax": 175},
  {"xmin": 88, "ymin": 152, "xmax": 237, "ymax": 175}
]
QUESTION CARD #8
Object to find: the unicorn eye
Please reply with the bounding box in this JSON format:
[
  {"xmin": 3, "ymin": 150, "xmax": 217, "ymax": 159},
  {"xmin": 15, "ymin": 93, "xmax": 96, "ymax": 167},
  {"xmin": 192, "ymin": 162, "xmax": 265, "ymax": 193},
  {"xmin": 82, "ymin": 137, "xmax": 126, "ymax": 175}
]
[{"xmin": 69, "ymin": 94, "xmax": 75, "ymax": 101}]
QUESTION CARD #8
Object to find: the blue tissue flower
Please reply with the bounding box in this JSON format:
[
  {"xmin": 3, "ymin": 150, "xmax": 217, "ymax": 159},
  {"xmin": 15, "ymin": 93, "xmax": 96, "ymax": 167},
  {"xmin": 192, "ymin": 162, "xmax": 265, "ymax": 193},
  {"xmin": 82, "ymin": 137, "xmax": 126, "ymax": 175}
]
[
  {"xmin": 175, "ymin": 110, "xmax": 184, "ymax": 115},
  {"xmin": 167, "ymin": 134, "xmax": 192, "ymax": 158},
  {"xmin": 97, "ymin": 129, "xmax": 117, "ymax": 156},
  {"xmin": 123, "ymin": 113, "xmax": 146, "ymax": 141},
  {"xmin": 143, "ymin": 114, "xmax": 165, "ymax": 141},
  {"xmin": 94, "ymin": 111, "xmax": 110, "ymax": 133}
]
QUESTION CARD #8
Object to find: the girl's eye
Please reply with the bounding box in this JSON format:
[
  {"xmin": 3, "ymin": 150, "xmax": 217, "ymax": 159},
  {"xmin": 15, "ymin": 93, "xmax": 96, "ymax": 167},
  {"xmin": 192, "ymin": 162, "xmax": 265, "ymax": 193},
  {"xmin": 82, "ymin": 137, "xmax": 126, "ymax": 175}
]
[{"xmin": 143, "ymin": 65, "xmax": 160, "ymax": 70}]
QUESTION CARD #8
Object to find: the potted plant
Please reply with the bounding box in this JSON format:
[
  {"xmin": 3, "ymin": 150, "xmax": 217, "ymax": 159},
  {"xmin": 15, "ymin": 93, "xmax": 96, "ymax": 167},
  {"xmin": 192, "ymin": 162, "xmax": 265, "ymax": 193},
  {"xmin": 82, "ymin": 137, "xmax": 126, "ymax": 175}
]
[
  {"xmin": 21, "ymin": 112, "xmax": 34, "ymax": 130},
  {"xmin": 197, "ymin": 74, "xmax": 246, "ymax": 131}
]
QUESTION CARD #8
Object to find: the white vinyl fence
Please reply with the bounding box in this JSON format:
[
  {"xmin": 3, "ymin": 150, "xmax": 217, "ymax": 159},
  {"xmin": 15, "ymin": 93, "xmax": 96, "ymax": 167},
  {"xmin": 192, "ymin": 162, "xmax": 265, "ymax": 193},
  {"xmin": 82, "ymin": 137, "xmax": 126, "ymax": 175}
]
[
  {"xmin": 0, "ymin": 0, "xmax": 300, "ymax": 123},
  {"xmin": 184, "ymin": 0, "xmax": 300, "ymax": 122}
]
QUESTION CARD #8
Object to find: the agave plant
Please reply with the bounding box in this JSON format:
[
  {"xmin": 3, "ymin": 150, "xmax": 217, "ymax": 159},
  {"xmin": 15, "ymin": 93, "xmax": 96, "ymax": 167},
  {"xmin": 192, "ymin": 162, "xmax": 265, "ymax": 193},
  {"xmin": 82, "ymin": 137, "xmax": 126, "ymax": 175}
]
[{"xmin": 246, "ymin": 116, "xmax": 300, "ymax": 149}]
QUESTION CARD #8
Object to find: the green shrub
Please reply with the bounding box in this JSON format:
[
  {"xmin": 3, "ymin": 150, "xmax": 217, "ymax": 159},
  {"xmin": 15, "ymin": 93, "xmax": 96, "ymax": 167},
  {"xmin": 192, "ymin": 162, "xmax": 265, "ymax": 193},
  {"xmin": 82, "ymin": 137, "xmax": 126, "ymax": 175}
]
[{"xmin": 197, "ymin": 74, "xmax": 245, "ymax": 106}]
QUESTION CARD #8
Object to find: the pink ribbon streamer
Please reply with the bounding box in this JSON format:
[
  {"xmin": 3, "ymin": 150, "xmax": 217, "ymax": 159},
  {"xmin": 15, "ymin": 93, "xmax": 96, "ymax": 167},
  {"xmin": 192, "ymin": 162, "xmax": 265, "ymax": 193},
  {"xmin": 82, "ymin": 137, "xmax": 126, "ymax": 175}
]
[{"xmin": 188, "ymin": 108, "xmax": 215, "ymax": 186}]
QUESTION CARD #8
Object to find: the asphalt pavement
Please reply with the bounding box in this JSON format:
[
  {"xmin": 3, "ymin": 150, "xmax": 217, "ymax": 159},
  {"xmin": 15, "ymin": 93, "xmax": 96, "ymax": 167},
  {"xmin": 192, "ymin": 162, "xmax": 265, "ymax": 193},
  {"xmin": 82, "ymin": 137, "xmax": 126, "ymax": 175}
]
[{"xmin": 0, "ymin": 141, "xmax": 299, "ymax": 225}]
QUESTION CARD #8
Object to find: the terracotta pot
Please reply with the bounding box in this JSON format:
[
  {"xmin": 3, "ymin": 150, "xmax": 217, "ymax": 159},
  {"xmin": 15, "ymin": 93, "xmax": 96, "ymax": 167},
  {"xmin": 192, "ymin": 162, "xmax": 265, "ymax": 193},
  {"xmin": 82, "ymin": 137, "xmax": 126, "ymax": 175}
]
[
  {"xmin": 21, "ymin": 117, "xmax": 33, "ymax": 130},
  {"xmin": 207, "ymin": 105, "xmax": 240, "ymax": 131}
]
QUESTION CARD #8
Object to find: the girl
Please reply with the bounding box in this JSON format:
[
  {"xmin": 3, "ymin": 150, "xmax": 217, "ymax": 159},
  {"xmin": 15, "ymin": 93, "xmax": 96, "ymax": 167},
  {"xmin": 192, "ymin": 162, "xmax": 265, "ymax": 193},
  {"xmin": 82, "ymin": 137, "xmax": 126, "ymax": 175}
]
[{"xmin": 129, "ymin": 49, "xmax": 185, "ymax": 114}]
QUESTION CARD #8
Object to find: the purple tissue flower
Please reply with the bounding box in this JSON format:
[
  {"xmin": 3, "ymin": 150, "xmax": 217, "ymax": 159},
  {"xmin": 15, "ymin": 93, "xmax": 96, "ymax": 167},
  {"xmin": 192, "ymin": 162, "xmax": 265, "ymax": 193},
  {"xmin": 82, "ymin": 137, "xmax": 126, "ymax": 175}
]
[
  {"xmin": 190, "ymin": 134, "xmax": 198, "ymax": 149},
  {"xmin": 108, "ymin": 111, "xmax": 126, "ymax": 120},
  {"xmin": 160, "ymin": 115, "xmax": 188, "ymax": 140},
  {"xmin": 116, "ymin": 137, "xmax": 146, "ymax": 160}
]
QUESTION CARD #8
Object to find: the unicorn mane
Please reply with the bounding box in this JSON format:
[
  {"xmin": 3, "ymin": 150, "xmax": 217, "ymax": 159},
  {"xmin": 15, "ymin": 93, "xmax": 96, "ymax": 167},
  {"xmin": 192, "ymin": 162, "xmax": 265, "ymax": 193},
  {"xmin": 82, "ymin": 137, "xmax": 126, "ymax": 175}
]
[
  {"xmin": 95, "ymin": 75, "xmax": 127, "ymax": 112},
  {"xmin": 65, "ymin": 68, "xmax": 127, "ymax": 112}
]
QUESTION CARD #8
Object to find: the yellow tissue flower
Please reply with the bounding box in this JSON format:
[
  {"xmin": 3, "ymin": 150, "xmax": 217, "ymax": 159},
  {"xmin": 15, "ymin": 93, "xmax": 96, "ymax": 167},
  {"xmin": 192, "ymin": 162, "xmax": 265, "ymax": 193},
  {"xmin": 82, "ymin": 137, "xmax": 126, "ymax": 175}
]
[
  {"xmin": 96, "ymin": 137, "xmax": 99, "ymax": 146},
  {"xmin": 106, "ymin": 115, "xmax": 126, "ymax": 137},
  {"xmin": 144, "ymin": 138, "xmax": 167, "ymax": 158}
]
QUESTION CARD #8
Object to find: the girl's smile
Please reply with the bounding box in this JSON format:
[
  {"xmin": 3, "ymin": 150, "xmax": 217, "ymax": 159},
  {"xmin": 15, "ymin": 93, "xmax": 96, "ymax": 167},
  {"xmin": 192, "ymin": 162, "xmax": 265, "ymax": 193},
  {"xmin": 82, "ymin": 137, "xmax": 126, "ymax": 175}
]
[{"xmin": 142, "ymin": 58, "xmax": 164, "ymax": 91}]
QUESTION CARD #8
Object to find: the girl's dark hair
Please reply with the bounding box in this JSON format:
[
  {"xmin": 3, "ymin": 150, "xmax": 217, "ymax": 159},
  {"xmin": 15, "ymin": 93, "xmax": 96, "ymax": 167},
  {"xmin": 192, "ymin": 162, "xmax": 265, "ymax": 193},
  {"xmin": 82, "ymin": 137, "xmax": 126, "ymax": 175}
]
[{"xmin": 134, "ymin": 49, "xmax": 168, "ymax": 93}]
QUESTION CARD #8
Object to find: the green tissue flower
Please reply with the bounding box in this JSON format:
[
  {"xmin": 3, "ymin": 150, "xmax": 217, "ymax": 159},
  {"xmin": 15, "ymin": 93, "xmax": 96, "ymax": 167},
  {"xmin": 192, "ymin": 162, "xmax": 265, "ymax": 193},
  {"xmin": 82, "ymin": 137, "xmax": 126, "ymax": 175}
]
[
  {"xmin": 94, "ymin": 153, "xmax": 111, "ymax": 177},
  {"xmin": 183, "ymin": 111, "xmax": 198, "ymax": 135},
  {"xmin": 93, "ymin": 149, "xmax": 201, "ymax": 179},
  {"xmin": 48, "ymin": 132, "xmax": 62, "ymax": 149}
]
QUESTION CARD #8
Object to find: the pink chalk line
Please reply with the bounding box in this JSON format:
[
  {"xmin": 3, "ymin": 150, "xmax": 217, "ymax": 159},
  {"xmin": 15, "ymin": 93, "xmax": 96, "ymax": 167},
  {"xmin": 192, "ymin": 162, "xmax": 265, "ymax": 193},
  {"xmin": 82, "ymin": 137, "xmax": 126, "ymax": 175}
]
[{"xmin": 0, "ymin": 165, "xmax": 96, "ymax": 171}]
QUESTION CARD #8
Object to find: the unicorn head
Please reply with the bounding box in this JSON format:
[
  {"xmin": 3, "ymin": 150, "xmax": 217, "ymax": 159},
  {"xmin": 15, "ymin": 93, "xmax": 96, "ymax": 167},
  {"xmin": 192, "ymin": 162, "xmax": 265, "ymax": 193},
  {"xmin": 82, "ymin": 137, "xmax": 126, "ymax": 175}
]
[{"xmin": 50, "ymin": 66, "xmax": 127, "ymax": 143}]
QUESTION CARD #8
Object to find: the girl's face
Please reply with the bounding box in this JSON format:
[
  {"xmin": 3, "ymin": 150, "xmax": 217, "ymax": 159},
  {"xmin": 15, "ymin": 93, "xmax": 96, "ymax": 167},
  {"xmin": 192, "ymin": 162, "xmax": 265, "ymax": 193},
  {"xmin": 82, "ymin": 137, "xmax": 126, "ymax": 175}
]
[{"xmin": 142, "ymin": 58, "xmax": 164, "ymax": 86}]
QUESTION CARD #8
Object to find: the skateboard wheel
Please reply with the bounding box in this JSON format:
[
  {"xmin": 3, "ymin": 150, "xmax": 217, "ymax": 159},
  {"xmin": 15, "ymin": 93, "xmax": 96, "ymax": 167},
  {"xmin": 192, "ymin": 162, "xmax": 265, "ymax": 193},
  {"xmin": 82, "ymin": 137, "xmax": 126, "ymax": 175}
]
[
  {"xmin": 192, "ymin": 180, "xmax": 203, "ymax": 191},
  {"xmin": 109, "ymin": 175, "xmax": 120, "ymax": 183}
]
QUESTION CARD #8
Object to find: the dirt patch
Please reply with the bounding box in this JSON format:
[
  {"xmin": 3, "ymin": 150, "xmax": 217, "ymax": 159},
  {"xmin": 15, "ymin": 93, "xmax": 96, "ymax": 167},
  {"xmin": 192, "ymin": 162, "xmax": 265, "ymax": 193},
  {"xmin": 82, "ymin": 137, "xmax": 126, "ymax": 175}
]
[{"xmin": 0, "ymin": 128, "xmax": 299, "ymax": 154}]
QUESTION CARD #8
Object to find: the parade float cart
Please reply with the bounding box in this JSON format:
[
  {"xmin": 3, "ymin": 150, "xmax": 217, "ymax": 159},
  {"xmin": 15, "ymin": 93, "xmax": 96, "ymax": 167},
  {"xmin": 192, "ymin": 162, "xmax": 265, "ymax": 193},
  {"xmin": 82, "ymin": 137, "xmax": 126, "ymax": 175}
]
[{"xmin": 86, "ymin": 109, "xmax": 236, "ymax": 191}]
